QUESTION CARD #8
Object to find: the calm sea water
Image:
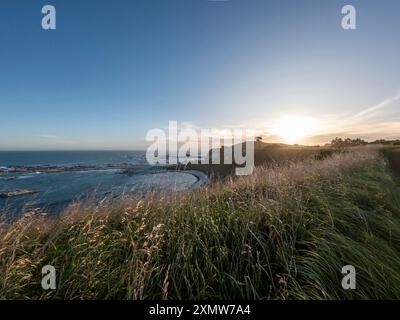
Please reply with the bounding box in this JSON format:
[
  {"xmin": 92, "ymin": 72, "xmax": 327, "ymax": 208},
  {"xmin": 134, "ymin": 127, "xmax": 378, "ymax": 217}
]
[
  {"xmin": 0, "ymin": 150, "xmax": 147, "ymax": 167},
  {"xmin": 0, "ymin": 151, "xmax": 203, "ymax": 219}
]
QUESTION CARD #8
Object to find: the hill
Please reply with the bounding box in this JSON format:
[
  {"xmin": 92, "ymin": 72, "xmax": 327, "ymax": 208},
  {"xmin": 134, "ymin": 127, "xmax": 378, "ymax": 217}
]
[{"xmin": 1, "ymin": 146, "xmax": 400, "ymax": 299}]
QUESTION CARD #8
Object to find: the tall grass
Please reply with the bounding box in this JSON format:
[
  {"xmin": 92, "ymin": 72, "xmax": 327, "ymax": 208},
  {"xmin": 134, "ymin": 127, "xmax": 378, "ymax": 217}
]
[{"xmin": 1, "ymin": 147, "xmax": 400, "ymax": 299}]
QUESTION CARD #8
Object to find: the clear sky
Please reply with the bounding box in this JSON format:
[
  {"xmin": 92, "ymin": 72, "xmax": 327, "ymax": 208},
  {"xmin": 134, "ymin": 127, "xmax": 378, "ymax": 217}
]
[{"xmin": 1, "ymin": 0, "xmax": 400, "ymax": 150}]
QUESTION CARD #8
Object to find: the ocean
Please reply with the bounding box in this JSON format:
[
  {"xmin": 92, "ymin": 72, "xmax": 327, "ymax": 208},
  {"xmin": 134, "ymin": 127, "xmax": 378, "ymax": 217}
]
[{"xmin": 0, "ymin": 151, "xmax": 206, "ymax": 219}]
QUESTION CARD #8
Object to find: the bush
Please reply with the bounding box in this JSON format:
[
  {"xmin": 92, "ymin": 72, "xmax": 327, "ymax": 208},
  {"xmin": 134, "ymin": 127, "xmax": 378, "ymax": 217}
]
[{"xmin": 314, "ymin": 149, "xmax": 335, "ymax": 160}]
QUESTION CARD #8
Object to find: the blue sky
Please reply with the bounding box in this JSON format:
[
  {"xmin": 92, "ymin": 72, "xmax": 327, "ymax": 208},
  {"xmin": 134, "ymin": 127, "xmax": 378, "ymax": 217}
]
[{"xmin": 1, "ymin": 0, "xmax": 400, "ymax": 150}]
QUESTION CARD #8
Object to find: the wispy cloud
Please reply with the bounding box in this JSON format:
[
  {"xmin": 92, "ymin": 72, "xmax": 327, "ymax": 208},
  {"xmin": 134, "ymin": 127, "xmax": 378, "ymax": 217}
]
[
  {"xmin": 349, "ymin": 93, "xmax": 400, "ymax": 122},
  {"xmin": 247, "ymin": 91, "xmax": 400, "ymax": 145},
  {"xmin": 37, "ymin": 134, "xmax": 60, "ymax": 139},
  {"xmin": 308, "ymin": 92, "xmax": 400, "ymax": 141}
]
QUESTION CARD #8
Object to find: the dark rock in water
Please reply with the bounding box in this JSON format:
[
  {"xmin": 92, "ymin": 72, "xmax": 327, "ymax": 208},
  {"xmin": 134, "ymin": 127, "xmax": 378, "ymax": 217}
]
[
  {"xmin": 0, "ymin": 164, "xmax": 135, "ymax": 174},
  {"xmin": 0, "ymin": 189, "xmax": 40, "ymax": 198},
  {"xmin": 117, "ymin": 168, "xmax": 136, "ymax": 176}
]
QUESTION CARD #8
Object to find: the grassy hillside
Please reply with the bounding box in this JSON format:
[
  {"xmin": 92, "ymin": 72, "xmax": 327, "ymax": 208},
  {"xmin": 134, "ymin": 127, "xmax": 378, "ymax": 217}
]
[
  {"xmin": 174, "ymin": 142, "xmax": 333, "ymax": 179},
  {"xmin": 1, "ymin": 146, "xmax": 400, "ymax": 299},
  {"xmin": 382, "ymin": 147, "xmax": 400, "ymax": 177}
]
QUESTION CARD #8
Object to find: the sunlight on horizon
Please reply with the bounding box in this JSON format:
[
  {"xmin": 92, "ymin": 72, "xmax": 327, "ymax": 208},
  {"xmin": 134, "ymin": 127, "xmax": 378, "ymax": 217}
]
[{"xmin": 271, "ymin": 116, "xmax": 321, "ymax": 144}]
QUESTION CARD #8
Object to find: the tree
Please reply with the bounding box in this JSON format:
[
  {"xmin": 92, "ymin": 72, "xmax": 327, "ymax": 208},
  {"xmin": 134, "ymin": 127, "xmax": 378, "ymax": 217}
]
[{"xmin": 330, "ymin": 137, "xmax": 367, "ymax": 148}]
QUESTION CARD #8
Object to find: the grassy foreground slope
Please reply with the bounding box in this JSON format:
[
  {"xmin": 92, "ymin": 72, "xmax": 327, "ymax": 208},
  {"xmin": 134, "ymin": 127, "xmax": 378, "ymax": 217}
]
[{"xmin": 1, "ymin": 147, "xmax": 400, "ymax": 299}]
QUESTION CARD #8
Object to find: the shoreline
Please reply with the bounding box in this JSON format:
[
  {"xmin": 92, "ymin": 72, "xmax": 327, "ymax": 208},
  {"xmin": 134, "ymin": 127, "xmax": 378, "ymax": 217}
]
[
  {"xmin": 0, "ymin": 163, "xmax": 154, "ymax": 174},
  {"xmin": 0, "ymin": 164, "xmax": 209, "ymax": 202}
]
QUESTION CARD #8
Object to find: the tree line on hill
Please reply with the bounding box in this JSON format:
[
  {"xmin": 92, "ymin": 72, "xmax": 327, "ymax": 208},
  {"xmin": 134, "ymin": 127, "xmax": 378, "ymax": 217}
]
[{"xmin": 329, "ymin": 137, "xmax": 400, "ymax": 148}]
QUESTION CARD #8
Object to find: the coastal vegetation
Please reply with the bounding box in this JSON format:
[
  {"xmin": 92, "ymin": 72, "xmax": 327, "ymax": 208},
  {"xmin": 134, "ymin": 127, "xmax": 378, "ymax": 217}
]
[{"xmin": 0, "ymin": 145, "xmax": 400, "ymax": 299}]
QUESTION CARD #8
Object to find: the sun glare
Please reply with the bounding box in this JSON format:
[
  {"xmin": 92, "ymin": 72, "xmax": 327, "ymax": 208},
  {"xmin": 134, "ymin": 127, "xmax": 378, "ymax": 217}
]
[{"xmin": 271, "ymin": 116, "xmax": 320, "ymax": 144}]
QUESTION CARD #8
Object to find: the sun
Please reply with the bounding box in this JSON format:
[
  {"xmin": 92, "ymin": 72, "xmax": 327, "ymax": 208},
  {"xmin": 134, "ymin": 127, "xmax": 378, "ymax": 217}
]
[{"xmin": 271, "ymin": 116, "xmax": 320, "ymax": 144}]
